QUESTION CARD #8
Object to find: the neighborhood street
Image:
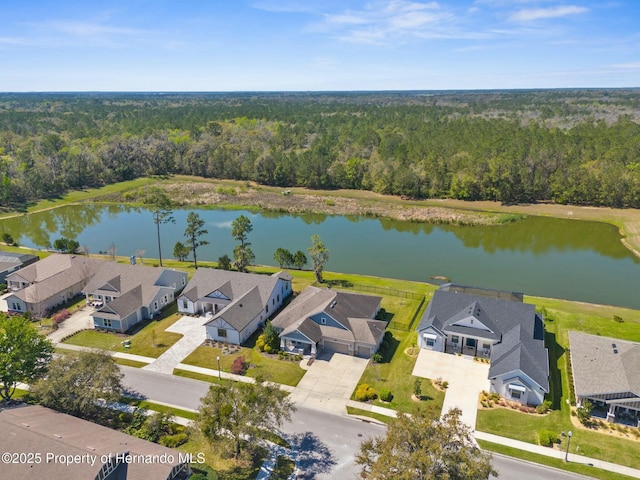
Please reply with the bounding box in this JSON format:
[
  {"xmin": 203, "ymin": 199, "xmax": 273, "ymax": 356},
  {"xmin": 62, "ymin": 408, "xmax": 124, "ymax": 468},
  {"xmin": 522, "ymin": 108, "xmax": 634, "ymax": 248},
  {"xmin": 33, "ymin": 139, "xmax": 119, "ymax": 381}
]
[{"xmin": 120, "ymin": 366, "xmax": 594, "ymax": 480}]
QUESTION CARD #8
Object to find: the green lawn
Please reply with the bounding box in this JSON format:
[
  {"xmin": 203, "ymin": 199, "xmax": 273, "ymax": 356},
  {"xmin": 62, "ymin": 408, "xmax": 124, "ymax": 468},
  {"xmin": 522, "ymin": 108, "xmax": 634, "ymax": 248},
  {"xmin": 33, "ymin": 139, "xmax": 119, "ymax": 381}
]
[
  {"xmin": 173, "ymin": 368, "xmax": 224, "ymax": 384},
  {"xmin": 346, "ymin": 406, "xmax": 393, "ymax": 424},
  {"xmin": 181, "ymin": 343, "xmax": 306, "ymax": 387},
  {"xmin": 477, "ymin": 298, "xmax": 640, "ymax": 470},
  {"xmin": 63, "ymin": 304, "xmax": 184, "ymax": 358},
  {"xmin": 119, "ymin": 396, "xmax": 198, "ymax": 420},
  {"xmin": 114, "ymin": 358, "xmax": 150, "ymax": 368},
  {"xmin": 478, "ymin": 440, "xmax": 638, "ymax": 480},
  {"xmin": 353, "ymin": 329, "xmax": 445, "ymax": 417}
]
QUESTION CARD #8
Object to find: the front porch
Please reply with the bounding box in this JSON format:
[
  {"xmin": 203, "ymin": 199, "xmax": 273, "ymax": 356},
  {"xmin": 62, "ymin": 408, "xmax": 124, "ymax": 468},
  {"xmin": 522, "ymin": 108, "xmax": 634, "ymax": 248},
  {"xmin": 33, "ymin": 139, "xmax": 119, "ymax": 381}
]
[
  {"xmin": 281, "ymin": 337, "xmax": 316, "ymax": 357},
  {"xmin": 587, "ymin": 398, "xmax": 640, "ymax": 427},
  {"xmin": 444, "ymin": 334, "xmax": 492, "ymax": 358}
]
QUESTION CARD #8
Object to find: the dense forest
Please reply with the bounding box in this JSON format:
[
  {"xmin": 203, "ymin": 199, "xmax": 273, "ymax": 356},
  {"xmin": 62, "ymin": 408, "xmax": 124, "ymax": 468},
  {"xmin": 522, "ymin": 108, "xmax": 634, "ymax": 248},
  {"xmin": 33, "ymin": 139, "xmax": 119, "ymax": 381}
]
[{"xmin": 0, "ymin": 89, "xmax": 639, "ymax": 208}]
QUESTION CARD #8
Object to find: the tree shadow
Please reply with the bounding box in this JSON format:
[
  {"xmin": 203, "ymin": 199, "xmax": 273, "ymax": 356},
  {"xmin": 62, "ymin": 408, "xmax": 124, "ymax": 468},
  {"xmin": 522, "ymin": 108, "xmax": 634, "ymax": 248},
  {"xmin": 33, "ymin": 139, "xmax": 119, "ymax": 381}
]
[
  {"xmin": 545, "ymin": 331, "xmax": 565, "ymax": 410},
  {"xmin": 322, "ymin": 279, "xmax": 354, "ymax": 288},
  {"xmin": 289, "ymin": 432, "xmax": 336, "ymax": 479},
  {"xmin": 376, "ymin": 307, "xmax": 395, "ymax": 323}
]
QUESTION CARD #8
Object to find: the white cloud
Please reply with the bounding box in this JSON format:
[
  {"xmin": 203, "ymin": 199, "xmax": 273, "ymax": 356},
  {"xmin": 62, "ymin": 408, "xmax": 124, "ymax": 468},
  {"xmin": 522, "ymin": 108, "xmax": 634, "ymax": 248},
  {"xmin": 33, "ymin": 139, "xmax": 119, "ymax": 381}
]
[
  {"xmin": 509, "ymin": 5, "xmax": 589, "ymax": 22},
  {"xmin": 612, "ymin": 61, "xmax": 640, "ymax": 69}
]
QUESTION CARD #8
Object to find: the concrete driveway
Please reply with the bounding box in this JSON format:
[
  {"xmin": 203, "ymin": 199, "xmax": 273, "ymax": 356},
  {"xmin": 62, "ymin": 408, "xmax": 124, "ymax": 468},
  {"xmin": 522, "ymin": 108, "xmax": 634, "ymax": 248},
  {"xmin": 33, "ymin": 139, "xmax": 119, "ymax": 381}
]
[
  {"xmin": 289, "ymin": 353, "xmax": 370, "ymax": 413},
  {"xmin": 47, "ymin": 306, "xmax": 96, "ymax": 343},
  {"xmin": 412, "ymin": 349, "xmax": 490, "ymax": 429}
]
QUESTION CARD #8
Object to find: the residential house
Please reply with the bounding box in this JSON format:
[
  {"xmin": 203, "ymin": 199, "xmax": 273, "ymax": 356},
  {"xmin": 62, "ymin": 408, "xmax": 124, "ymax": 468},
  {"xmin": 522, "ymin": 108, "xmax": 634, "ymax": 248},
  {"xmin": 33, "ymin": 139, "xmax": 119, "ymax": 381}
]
[
  {"xmin": 5, "ymin": 254, "xmax": 104, "ymax": 317},
  {"xmin": 0, "ymin": 404, "xmax": 190, "ymax": 480},
  {"xmin": 272, "ymin": 286, "xmax": 384, "ymax": 358},
  {"xmin": 83, "ymin": 263, "xmax": 188, "ymax": 333},
  {"xmin": 417, "ymin": 284, "xmax": 549, "ymax": 406},
  {"xmin": 0, "ymin": 251, "xmax": 38, "ymax": 285},
  {"xmin": 177, "ymin": 268, "xmax": 292, "ymax": 345},
  {"xmin": 569, "ymin": 331, "xmax": 640, "ymax": 425}
]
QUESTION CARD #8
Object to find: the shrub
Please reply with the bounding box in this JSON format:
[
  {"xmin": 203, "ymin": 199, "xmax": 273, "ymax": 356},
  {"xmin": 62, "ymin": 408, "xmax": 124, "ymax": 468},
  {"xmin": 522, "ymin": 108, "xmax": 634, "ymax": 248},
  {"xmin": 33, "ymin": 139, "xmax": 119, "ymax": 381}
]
[
  {"xmin": 160, "ymin": 433, "xmax": 189, "ymax": 448},
  {"xmin": 51, "ymin": 309, "xmax": 71, "ymax": 325},
  {"xmin": 413, "ymin": 378, "xmax": 422, "ymax": 398},
  {"xmin": 441, "ymin": 381, "xmax": 449, "ymax": 389},
  {"xmin": 613, "ymin": 315, "xmax": 624, "ymax": 323},
  {"xmin": 372, "ymin": 353, "xmax": 383, "ymax": 364},
  {"xmin": 577, "ymin": 399, "xmax": 593, "ymax": 426},
  {"xmin": 379, "ymin": 388, "xmax": 393, "ymax": 402},
  {"xmin": 256, "ymin": 334, "xmax": 266, "ymax": 352},
  {"xmin": 355, "ymin": 383, "xmax": 377, "ymax": 402},
  {"xmin": 538, "ymin": 429, "xmax": 558, "ymax": 447},
  {"xmin": 536, "ymin": 399, "xmax": 552, "ymax": 414},
  {"xmin": 2, "ymin": 232, "xmax": 15, "ymax": 245},
  {"xmin": 230, "ymin": 356, "xmax": 248, "ymax": 375}
]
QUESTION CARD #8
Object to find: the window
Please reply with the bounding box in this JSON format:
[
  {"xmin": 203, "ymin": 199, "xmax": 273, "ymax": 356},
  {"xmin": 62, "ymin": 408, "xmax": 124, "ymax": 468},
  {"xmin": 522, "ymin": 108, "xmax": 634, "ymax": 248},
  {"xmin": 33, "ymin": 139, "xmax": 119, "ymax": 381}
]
[
  {"xmin": 181, "ymin": 277, "xmax": 186, "ymax": 286},
  {"xmin": 266, "ymin": 305, "xmax": 269, "ymax": 313},
  {"xmin": 218, "ymin": 328, "xmax": 227, "ymax": 338},
  {"xmin": 272, "ymin": 299, "xmax": 275, "ymax": 305},
  {"xmin": 154, "ymin": 301, "xmax": 158, "ymax": 310},
  {"xmin": 103, "ymin": 318, "xmax": 112, "ymax": 327},
  {"xmin": 163, "ymin": 294, "xmax": 168, "ymax": 303},
  {"xmin": 451, "ymin": 335, "xmax": 459, "ymax": 343},
  {"xmin": 321, "ymin": 317, "xmax": 326, "ymax": 325},
  {"xmin": 277, "ymin": 294, "xmax": 280, "ymax": 302},
  {"xmin": 482, "ymin": 343, "xmax": 491, "ymax": 350},
  {"xmin": 11, "ymin": 302, "xmax": 21, "ymax": 311},
  {"xmin": 426, "ymin": 337, "xmax": 435, "ymax": 347},
  {"xmin": 511, "ymin": 390, "xmax": 521, "ymax": 399},
  {"xmin": 182, "ymin": 300, "xmax": 188, "ymax": 310}
]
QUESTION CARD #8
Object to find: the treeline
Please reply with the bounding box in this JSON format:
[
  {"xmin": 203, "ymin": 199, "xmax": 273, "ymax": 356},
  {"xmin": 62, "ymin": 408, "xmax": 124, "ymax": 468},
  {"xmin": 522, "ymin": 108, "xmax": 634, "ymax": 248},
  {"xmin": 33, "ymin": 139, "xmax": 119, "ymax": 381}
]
[{"xmin": 0, "ymin": 90, "xmax": 639, "ymax": 208}]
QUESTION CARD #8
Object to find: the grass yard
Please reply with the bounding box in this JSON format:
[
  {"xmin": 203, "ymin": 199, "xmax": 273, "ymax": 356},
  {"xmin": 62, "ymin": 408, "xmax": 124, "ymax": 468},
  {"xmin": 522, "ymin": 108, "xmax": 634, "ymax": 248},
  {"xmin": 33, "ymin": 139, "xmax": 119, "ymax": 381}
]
[
  {"xmin": 119, "ymin": 396, "xmax": 198, "ymax": 421},
  {"xmin": 181, "ymin": 343, "xmax": 306, "ymax": 387},
  {"xmin": 477, "ymin": 296, "xmax": 640, "ymax": 470},
  {"xmin": 114, "ymin": 358, "xmax": 150, "ymax": 368},
  {"xmin": 478, "ymin": 441, "xmax": 638, "ymax": 480},
  {"xmin": 63, "ymin": 304, "xmax": 184, "ymax": 358},
  {"xmin": 173, "ymin": 368, "xmax": 223, "ymax": 384},
  {"xmin": 346, "ymin": 406, "xmax": 394, "ymax": 424},
  {"xmin": 353, "ymin": 329, "xmax": 444, "ymax": 417}
]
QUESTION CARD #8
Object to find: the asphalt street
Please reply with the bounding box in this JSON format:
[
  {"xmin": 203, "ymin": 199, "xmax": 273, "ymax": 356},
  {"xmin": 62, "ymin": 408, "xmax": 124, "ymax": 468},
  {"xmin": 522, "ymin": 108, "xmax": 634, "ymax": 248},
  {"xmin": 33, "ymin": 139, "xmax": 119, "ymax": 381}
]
[{"xmin": 120, "ymin": 366, "xmax": 593, "ymax": 480}]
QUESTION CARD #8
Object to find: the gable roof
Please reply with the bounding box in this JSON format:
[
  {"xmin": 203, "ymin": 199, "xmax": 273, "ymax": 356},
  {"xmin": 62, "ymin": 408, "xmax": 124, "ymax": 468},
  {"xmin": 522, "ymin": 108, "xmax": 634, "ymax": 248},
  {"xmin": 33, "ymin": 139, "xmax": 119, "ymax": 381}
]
[
  {"xmin": 0, "ymin": 252, "xmax": 38, "ymax": 273},
  {"xmin": 419, "ymin": 285, "xmax": 548, "ymax": 392},
  {"xmin": 273, "ymin": 286, "xmax": 384, "ymax": 346},
  {"xmin": 7, "ymin": 254, "xmax": 105, "ymax": 305},
  {"xmin": 206, "ymin": 286, "xmax": 265, "ymax": 332},
  {"xmin": 96, "ymin": 285, "xmax": 143, "ymax": 318},
  {"xmin": 83, "ymin": 262, "xmax": 181, "ymax": 311},
  {"xmin": 569, "ymin": 331, "xmax": 640, "ymax": 397}
]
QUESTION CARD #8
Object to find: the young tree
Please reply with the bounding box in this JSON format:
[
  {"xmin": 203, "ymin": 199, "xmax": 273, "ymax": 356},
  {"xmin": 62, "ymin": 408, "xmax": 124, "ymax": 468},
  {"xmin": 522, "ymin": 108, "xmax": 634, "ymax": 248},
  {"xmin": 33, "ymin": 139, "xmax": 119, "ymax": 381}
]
[
  {"xmin": 184, "ymin": 211, "xmax": 209, "ymax": 269},
  {"xmin": 262, "ymin": 321, "xmax": 281, "ymax": 353},
  {"xmin": 0, "ymin": 315, "xmax": 54, "ymax": 401},
  {"xmin": 53, "ymin": 237, "xmax": 80, "ymax": 254},
  {"xmin": 308, "ymin": 235, "xmax": 329, "ymax": 283},
  {"xmin": 274, "ymin": 247, "xmax": 294, "ymax": 268},
  {"xmin": 173, "ymin": 241, "xmax": 191, "ymax": 262},
  {"xmin": 231, "ymin": 214, "xmax": 255, "ymax": 272},
  {"xmin": 146, "ymin": 187, "xmax": 175, "ymax": 267},
  {"xmin": 197, "ymin": 378, "xmax": 295, "ymax": 460},
  {"xmin": 30, "ymin": 350, "xmax": 124, "ymax": 421},
  {"xmin": 577, "ymin": 399, "xmax": 594, "ymax": 426},
  {"xmin": 356, "ymin": 408, "xmax": 496, "ymax": 480},
  {"xmin": 217, "ymin": 254, "xmax": 232, "ymax": 270},
  {"xmin": 293, "ymin": 250, "xmax": 308, "ymax": 270}
]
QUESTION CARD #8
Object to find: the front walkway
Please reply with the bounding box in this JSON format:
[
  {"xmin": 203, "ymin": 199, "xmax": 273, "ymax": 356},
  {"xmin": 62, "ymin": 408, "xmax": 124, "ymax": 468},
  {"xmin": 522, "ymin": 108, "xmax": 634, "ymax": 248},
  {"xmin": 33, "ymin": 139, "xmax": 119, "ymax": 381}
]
[
  {"xmin": 288, "ymin": 353, "xmax": 369, "ymax": 413},
  {"xmin": 412, "ymin": 349, "xmax": 490, "ymax": 429},
  {"xmin": 46, "ymin": 306, "xmax": 96, "ymax": 343},
  {"xmin": 142, "ymin": 315, "xmax": 210, "ymax": 374}
]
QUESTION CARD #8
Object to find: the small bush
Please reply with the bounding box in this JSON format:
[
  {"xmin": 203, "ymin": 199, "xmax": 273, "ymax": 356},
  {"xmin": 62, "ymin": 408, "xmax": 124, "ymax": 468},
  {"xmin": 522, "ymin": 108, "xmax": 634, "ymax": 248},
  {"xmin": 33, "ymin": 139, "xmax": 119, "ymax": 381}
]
[
  {"xmin": 230, "ymin": 356, "xmax": 248, "ymax": 375},
  {"xmin": 160, "ymin": 433, "xmax": 189, "ymax": 448},
  {"xmin": 538, "ymin": 429, "xmax": 558, "ymax": 447},
  {"xmin": 372, "ymin": 353, "xmax": 383, "ymax": 364},
  {"xmin": 355, "ymin": 383, "xmax": 377, "ymax": 402},
  {"xmin": 379, "ymin": 388, "xmax": 393, "ymax": 402},
  {"xmin": 613, "ymin": 315, "xmax": 624, "ymax": 323},
  {"xmin": 51, "ymin": 309, "xmax": 71, "ymax": 325},
  {"xmin": 536, "ymin": 399, "xmax": 552, "ymax": 414},
  {"xmin": 256, "ymin": 334, "xmax": 266, "ymax": 352},
  {"xmin": 2, "ymin": 232, "xmax": 15, "ymax": 245},
  {"xmin": 441, "ymin": 381, "xmax": 449, "ymax": 389}
]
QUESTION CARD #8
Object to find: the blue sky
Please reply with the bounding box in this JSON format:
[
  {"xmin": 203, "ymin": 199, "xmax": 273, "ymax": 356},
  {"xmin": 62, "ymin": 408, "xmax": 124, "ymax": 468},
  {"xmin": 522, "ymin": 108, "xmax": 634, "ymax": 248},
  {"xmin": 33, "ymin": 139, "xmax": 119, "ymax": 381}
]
[{"xmin": 1, "ymin": 0, "xmax": 639, "ymax": 91}]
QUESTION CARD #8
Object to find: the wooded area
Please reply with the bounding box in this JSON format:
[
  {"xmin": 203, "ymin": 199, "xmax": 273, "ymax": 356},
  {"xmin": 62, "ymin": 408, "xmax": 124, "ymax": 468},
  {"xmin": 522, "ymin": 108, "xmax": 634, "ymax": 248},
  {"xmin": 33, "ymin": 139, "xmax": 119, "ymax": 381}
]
[{"xmin": 0, "ymin": 89, "xmax": 638, "ymax": 208}]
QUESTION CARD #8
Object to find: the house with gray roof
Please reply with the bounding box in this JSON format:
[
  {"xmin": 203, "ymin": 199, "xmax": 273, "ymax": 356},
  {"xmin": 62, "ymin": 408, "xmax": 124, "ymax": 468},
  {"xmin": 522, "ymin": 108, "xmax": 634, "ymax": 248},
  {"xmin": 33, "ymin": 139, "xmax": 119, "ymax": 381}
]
[
  {"xmin": 83, "ymin": 263, "xmax": 188, "ymax": 333},
  {"xmin": 0, "ymin": 404, "xmax": 190, "ymax": 480},
  {"xmin": 569, "ymin": 331, "xmax": 640, "ymax": 425},
  {"xmin": 417, "ymin": 283, "xmax": 549, "ymax": 406},
  {"xmin": 0, "ymin": 251, "xmax": 38, "ymax": 285},
  {"xmin": 272, "ymin": 286, "xmax": 384, "ymax": 358},
  {"xmin": 177, "ymin": 268, "xmax": 292, "ymax": 345},
  {"xmin": 5, "ymin": 254, "xmax": 105, "ymax": 317}
]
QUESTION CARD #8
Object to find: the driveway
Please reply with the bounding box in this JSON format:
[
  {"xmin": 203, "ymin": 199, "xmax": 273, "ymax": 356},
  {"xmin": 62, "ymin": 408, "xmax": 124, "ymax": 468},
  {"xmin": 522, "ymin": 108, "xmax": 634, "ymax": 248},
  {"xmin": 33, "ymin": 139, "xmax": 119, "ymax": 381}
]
[
  {"xmin": 47, "ymin": 306, "xmax": 96, "ymax": 344},
  {"xmin": 289, "ymin": 353, "xmax": 370, "ymax": 413},
  {"xmin": 412, "ymin": 349, "xmax": 490, "ymax": 429}
]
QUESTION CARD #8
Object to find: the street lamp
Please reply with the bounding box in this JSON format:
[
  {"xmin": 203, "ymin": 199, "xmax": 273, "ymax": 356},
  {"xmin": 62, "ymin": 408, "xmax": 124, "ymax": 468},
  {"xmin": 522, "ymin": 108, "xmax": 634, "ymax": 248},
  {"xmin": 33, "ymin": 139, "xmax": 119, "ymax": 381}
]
[
  {"xmin": 565, "ymin": 430, "xmax": 573, "ymax": 462},
  {"xmin": 216, "ymin": 356, "xmax": 221, "ymax": 381}
]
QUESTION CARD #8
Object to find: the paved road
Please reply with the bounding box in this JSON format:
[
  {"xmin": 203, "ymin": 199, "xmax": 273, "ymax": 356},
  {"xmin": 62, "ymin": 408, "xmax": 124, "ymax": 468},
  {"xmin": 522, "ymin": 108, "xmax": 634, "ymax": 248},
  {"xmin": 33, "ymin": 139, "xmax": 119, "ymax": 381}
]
[{"xmin": 121, "ymin": 366, "xmax": 594, "ymax": 480}]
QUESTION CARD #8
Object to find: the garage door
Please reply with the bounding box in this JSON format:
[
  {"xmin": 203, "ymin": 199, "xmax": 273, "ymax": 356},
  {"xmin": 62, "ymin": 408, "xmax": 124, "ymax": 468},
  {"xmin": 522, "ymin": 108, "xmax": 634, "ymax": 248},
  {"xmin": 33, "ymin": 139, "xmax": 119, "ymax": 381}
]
[
  {"xmin": 356, "ymin": 345, "xmax": 371, "ymax": 358},
  {"xmin": 324, "ymin": 339, "xmax": 351, "ymax": 355}
]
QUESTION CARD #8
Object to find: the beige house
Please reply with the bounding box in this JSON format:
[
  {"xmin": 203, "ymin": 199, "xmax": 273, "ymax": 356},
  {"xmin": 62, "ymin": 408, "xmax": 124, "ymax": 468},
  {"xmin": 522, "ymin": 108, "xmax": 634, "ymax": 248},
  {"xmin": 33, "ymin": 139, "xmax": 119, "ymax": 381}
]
[
  {"xmin": 272, "ymin": 286, "xmax": 384, "ymax": 358},
  {"xmin": 5, "ymin": 254, "xmax": 105, "ymax": 317}
]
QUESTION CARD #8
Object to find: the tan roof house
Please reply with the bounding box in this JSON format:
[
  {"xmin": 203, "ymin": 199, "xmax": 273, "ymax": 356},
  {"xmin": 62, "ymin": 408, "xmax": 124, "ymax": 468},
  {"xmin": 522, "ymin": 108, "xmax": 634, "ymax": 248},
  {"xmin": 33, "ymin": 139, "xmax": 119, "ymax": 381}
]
[
  {"xmin": 569, "ymin": 331, "xmax": 640, "ymax": 425},
  {"xmin": 177, "ymin": 268, "xmax": 293, "ymax": 345},
  {"xmin": 5, "ymin": 254, "xmax": 105, "ymax": 317},
  {"xmin": 83, "ymin": 263, "xmax": 188, "ymax": 333},
  {"xmin": 0, "ymin": 404, "xmax": 190, "ymax": 480},
  {"xmin": 0, "ymin": 251, "xmax": 39, "ymax": 284},
  {"xmin": 272, "ymin": 286, "xmax": 384, "ymax": 358}
]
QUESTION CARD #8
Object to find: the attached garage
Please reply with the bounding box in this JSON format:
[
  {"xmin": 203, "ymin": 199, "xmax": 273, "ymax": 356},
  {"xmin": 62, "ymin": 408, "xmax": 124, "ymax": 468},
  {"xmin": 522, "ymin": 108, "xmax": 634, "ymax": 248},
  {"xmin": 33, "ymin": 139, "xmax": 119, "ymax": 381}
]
[
  {"xmin": 356, "ymin": 345, "xmax": 372, "ymax": 358},
  {"xmin": 323, "ymin": 339, "xmax": 351, "ymax": 355}
]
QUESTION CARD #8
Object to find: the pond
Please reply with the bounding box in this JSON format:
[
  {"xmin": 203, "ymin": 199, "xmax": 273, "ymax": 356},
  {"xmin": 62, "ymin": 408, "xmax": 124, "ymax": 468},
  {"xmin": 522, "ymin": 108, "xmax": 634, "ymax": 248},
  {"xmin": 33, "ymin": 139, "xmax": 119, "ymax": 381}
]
[{"xmin": 2, "ymin": 204, "xmax": 639, "ymax": 309}]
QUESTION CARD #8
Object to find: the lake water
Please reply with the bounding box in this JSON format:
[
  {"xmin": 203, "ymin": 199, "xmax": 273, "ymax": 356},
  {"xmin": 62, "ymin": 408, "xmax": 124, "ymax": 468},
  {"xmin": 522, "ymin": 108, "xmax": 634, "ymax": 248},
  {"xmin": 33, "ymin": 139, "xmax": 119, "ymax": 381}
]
[{"xmin": 2, "ymin": 204, "xmax": 639, "ymax": 309}]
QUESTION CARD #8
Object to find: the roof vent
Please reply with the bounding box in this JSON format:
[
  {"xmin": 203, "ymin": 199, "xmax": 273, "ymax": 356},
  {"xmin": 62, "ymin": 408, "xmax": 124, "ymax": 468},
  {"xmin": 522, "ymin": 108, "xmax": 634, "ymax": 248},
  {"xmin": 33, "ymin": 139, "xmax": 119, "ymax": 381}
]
[
  {"xmin": 330, "ymin": 301, "xmax": 337, "ymax": 308},
  {"xmin": 612, "ymin": 343, "xmax": 617, "ymax": 349},
  {"xmin": 613, "ymin": 349, "xmax": 619, "ymax": 354}
]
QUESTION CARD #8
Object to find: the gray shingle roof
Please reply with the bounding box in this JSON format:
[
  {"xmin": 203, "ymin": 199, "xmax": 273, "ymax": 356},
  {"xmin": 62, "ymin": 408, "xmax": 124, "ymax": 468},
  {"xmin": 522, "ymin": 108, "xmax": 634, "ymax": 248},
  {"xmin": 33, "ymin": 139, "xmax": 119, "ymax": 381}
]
[
  {"xmin": 206, "ymin": 286, "xmax": 265, "ymax": 332},
  {"xmin": 96, "ymin": 285, "xmax": 143, "ymax": 318},
  {"xmin": 419, "ymin": 286, "xmax": 549, "ymax": 391},
  {"xmin": 0, "ymin": 251, "xmax": 38, "ymax": 273},
  {"xmin": 273, "ymin": 286, "xmax": 384, "ymax": 346},
  {"xmin": 569, "ymin": 331, "xmax": 640, "ymax": 397}
]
